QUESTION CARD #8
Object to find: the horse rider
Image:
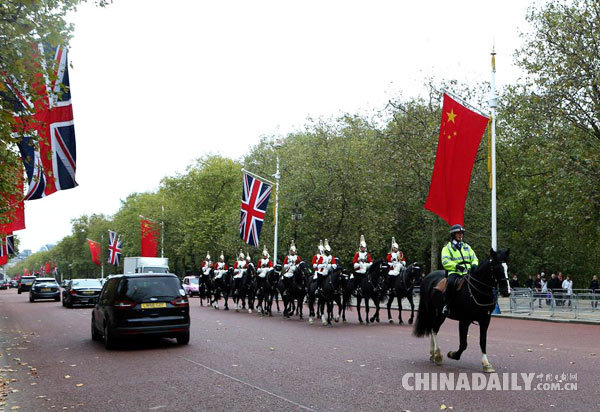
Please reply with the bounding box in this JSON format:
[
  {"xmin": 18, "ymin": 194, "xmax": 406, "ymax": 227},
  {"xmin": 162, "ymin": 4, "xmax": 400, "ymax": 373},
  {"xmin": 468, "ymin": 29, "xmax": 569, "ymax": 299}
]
[
  {"xmin": 283, "ymin": 240, "xmax": 302, "ymax": 286},
  {"xmin": 437, "ymin": 224, "xmax": 479, "ymax": 316},
  {"xmin": 312, "ymin": 240, "xmax": 325, "ymax": 275},
  {"xmin": 257, "ymin": 246, "xmax": 273, "ymax": 279},
  {"xmin": 201, "ymin": 252, "xmax": 213, "ymax": 276},
  {"xmin": 213, "ymin": 252, "xmax": 228, "ymax": 280},
  {"xmin": 384, "ymin": 237, "xmax": 406, "ymax": 290},
  {"xmin": 352, "ymin": 235, "xmax": 372, "ymax": 285},
  {"xmin": 233, "ymin": 250, "xmax": 248, "ymax": 279},
  {"xmin": 316, "ymin": 239, "xmax": 337, "ymax": 295}
]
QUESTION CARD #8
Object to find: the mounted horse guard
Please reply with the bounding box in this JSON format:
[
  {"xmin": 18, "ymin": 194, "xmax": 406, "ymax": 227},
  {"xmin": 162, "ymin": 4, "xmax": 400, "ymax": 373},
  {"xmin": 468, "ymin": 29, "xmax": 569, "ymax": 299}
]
[
  {"xmin": 232, "ymin": 250, "xmax": 248, "ymax": 311},
  {"xmin": 282, "ymin": 240, "xmax": 301, "ymax": 290},
  {"xmin": 255, "ymin": 246, "xmax": 273, "ymax": 314},
  {"xmin": 352, "ymin": 235, "xmax": 372, "ymax": 293},
  {"xmin": 315, "ymin": 239, "xmax": 336, "ymax": 296},
  {"xmin": 383, "ymin": 237, "xmax": 406, "ymax": 294},
  {"xmin": 435, "ymin": 224, "xmax": 478, "ymax": 317},
  {"xmin": 211, "ymin": 252, "xmax": 228, "ymax": 309},
  {"xmin": 199, "ymin": 252, "xmax": 213, "ymax": 306}
]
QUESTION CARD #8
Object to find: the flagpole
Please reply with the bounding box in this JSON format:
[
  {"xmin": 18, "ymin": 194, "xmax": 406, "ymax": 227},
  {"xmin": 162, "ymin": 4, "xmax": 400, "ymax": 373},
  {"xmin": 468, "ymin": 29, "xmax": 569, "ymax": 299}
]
[
  {"xmin": 161, "ymin": 204, "xmax": 164, "ymax": 258},
  {"xmin": 489, "ymin": 46, "xmax": 498, "ymax": 251},
  {"xmin": 272, "ymin": 139, "xmax": 282, "ymax": 265},
  {"xmin": 101, "ymin": 233, "xmax": 105, "ymax": 279}
]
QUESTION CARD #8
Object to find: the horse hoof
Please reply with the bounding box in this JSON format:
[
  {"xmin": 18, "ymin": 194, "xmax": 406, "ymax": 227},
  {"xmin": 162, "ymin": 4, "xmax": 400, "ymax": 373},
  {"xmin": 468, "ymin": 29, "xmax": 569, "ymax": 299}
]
[
  {"xmin": 248, "ymin": 309, "xmax": 252, "ymax": 314},
  {"xmin": 342, "ymin": 319, "xmax": 347, "ymax": 323},
  {"xmin": 388, "ymin": 319, "xmax": 394, "ymax": 324},
  {"xmin": 434, "ymin": 351, "xmax": 443, "ymax": 365},
  {"xmin": 447, "ymin": 351, "xmax": 457, "ymax": 360},
  {"xmin": 359, "ymin": 320, "xmax": 364, "ymax": 324},
  {"xmin": 408, "ymin": 318, "xmax": 413, "ymax": 325},
  {"xmin": 308, "ymin": 317, "xmax": 314, "ymax": 324},
  {"xmin": 334, "ymin": 316, "xmax": 339, "ymax": 323},
  {"xmin": 376, "ymin": 318, "xmax": 380, "ymax": 323},
  {"xmin": 483, "ymin": 364, "xmax": 495, "ymax": 373},
  {"xmin": 399, "ymin": 320, "xmax": 404, "ymax": 325}
]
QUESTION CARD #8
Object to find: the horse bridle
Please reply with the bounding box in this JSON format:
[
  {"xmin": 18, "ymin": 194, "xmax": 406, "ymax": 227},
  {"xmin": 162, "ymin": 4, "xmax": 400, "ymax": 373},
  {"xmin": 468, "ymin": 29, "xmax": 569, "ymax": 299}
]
[{"xmin": 465, "ymin": 259, "xmax": 503, "ymax": 307}]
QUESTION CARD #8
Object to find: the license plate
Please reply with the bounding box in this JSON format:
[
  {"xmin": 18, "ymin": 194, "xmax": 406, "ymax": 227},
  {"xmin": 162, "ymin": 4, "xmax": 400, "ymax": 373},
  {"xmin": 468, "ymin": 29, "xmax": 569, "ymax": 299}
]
[
  {"xmin": 41, "ymin": 288, "xmax": 51, "ymax": 292},
  {"xmin": 141, "ymin": 302, "xmax": 167, "ymax": 309},
  {"xmin": 83, "ymin": 291, "xmax": 95, "ymax": 294}
]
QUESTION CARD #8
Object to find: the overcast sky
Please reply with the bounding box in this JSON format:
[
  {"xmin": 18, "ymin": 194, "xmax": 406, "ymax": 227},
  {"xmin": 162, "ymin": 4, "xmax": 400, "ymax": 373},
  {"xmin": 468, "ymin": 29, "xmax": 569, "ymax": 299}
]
[{"xmin": 17, "ymin": 0, "xmax": 535, "ymax": 253}]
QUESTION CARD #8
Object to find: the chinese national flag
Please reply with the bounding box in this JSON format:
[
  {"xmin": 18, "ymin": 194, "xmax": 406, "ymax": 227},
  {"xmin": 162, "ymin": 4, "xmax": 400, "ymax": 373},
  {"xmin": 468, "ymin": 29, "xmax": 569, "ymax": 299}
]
[
  {"xmin": 424, "ymin": 93, "xmax": 489, "ymax": 226},
  {"xmin": 87, "ymin": 239, "xmax": 102, "ymax": 266},
  {"xmin": 140, "ymin": 218, "xmax": 159, "ymax": 257}
]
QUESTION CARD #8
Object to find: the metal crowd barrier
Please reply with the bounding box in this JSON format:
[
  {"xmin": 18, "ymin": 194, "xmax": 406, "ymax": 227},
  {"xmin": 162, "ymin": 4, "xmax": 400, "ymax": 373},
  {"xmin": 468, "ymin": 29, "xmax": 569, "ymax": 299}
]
[{"xmin": 506, "ymin": 288, "xmax": 600, "ymax": 320}]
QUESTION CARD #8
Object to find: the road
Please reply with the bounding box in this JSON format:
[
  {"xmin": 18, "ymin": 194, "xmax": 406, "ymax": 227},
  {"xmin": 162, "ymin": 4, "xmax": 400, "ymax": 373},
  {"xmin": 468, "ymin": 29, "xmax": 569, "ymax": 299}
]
[{"xmin": 0, "ymin": 289, "xmax": 598, "ymax": 411}]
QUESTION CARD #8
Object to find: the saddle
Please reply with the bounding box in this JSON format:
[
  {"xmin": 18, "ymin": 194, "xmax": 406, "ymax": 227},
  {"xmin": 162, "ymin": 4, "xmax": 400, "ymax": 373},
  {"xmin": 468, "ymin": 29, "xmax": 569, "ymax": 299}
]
[{"xmin": 433, "ymin": 277, "xmax": 465, "ymax": 293}]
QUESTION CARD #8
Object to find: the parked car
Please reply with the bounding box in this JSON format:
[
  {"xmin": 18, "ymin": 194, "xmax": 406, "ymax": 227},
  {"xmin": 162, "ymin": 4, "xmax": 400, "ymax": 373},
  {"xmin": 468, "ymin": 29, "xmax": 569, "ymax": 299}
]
[
  {"xmin": 182, "ymin": 276, "xmax": 200, "ymax": 297},
  {"xmin": 62, "ymin": 278, "xmax": 103, "ymax": 308},
  {"xmin": 0, "ymin": 281, "xmax": 8, "ymax": 290},
  {"xmin": 29, "ymin": 278, "xmax": 60, "ymax": 302},
  {"xmin": 18, "ymin": 276, "xmax": 37, "ymax": 294},
  {"xmin": 91, "ymin": 273, "xmax": 190, "ymax": 349},
  {"xmin": 9, "ymin": 280, "xmax": 18, "ymax": 288}
]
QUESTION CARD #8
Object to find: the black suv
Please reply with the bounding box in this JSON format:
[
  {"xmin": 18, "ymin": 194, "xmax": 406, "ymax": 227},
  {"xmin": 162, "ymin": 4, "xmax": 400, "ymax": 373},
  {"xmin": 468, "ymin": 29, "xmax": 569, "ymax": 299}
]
[
  {"xmin": 62, "ymin": 278, "xmax": 103, "ymax": 307},
  {"xmin": 29, "ymin": 278, "xmax": 61, "ymax": 302},
  {"xmin": 91, "ymin": 274, "xmax": 190, "ymax": 349},
  {"xmin": 18, "ymin": 276, "xmax": 37, "ymax": 294}
]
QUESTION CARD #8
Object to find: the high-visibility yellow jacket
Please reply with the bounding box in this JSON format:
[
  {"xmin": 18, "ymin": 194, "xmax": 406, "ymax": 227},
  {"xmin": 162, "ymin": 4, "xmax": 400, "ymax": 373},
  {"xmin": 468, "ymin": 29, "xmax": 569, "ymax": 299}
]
[{"xmin": 441, "ymin": 241, "xmax": 478, "ymax": 276}]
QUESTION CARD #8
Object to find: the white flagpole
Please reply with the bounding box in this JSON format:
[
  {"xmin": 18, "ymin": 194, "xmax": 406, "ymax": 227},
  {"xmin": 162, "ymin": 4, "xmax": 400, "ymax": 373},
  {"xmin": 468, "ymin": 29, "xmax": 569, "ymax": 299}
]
[
  {"xmin": 101, "ymin": 233, "xmax": 105, "ymax": 279},
  {"xmin": 489, "ymin": 46, "xmax": 498, "ymax": 251},
  {"xmin": 161, "ymin": 204, "xmax": 165, "ymax": 258},
  {"xmin": 272, "ymin": 139, "xmax": 282, "ymax": 265}
]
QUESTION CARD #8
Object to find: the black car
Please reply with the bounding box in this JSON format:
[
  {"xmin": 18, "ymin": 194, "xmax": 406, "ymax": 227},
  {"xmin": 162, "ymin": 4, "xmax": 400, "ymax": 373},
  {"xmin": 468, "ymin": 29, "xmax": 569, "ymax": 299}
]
[
  {"xmin": 91, "ymin": 274, "xmax": 190, "ymax": 349},
  {"xmin": 0, "ymin": 281, "xmax": 7, "ymax": 290},
  {"xmin": 62, "ymin": 278, "xmax": 103, "ymax": 307},
  {"xmin": 18, "ymin": 276, "xmax": 37, "ymax": 294},
  {"xmin": 29, "ymin": 278, "xmax": 60, "ymax": 302},
  {"xmin": 9, "ymin": 280, "xmax": 18, "ymax": 289}
]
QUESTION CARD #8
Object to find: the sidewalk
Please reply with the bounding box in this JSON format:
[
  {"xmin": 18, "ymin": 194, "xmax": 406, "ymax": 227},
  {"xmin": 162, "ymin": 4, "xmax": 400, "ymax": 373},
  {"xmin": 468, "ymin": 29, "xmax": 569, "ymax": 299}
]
[{"xmin": 493, "ymin": 297, "xmax": 600, "ymax": 325}]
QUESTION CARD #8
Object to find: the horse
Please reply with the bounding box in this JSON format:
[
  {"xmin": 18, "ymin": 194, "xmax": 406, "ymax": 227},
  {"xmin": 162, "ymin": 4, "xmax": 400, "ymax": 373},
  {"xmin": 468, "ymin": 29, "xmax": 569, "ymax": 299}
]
[
  {"xmin": 262, "ymin": 265, "xmax": 281, "ymax": 316},
  {"xmin": 212, "ymin": 268, "xmax": 233, "ymax": 310},
  {"xmin": 287, "ymin": 261, "xmax": 309, "ymax": 319},
  {"xmin": 413, "ymin": 248, "xmax": 511, "ymax": 372},
  {"xmin": 348, "ymin": 259, "xmax": 389, "ymax": 324},
  {"xmin": 198, "ymin": 269, "xmax": 213, "ymax": 307},
  {"xmin": 232, "ymin": 263, "xmax": 256, "ymax": 313},
  {"xmin": 277, "ymin": 265, "xmax": 296, "ymax": 318},
  {"xmin": 307, "ymin": 260, "xmax": 344, "ymax": 325},
  {"xmin": 384, "ymin": 262, "xmax": 422, "ymax": 325}
]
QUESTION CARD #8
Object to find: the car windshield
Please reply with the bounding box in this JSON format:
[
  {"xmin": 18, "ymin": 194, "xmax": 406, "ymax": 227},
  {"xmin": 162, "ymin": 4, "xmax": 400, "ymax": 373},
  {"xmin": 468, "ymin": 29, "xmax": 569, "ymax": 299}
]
[
  {"xmin": 71, "ymin": 279, "xmax": 102, "ymax": 288},
  {"xmin": 189, "ymin": 278, "xmax": 199, "ymax": 284},
  {"xmin": 141, "ymin": 267, "xmax": 169, "ymax": 273},
  {"xmin": 119, "ymin": 277, "xmax": 181, "ymax": 302},
  {"xmin": 35, "ymin": 278, "xmax": 57, "ymax": 283}
]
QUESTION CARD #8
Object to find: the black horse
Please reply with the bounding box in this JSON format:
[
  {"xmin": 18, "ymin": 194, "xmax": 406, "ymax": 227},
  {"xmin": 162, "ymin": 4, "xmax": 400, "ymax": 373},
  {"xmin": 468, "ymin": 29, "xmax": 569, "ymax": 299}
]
[
  {"xmin": 262, "ymin": 265, "xmax": 281, "ymax": 316},
  {"xmin": 413, "ymin": 248, "xmax": 511, "ymax": 372},
  {"xmin": 286, "ymin": 261, "xmax": 310, "ymax": 319},
  {"xmin": 232, "ymin": 263, "xmax": 256, "ymax": 313},
  {"xmin": 212, "ymin": 268, "xmax": 233, "ymax": 310},
  {"xmin": 198, "ymin": 269, "xmax": 213, "ymax": 307},
  {"xmin": 384, "ymin": 262, "xmax": 422, "ymax": 325},
  {"xmin": 347, "ymin": 259, "xmax": 389, "ymax": 324},
  {"xmin": 307, "ymin": 260, "xmax": 344, "ymax": 325}
]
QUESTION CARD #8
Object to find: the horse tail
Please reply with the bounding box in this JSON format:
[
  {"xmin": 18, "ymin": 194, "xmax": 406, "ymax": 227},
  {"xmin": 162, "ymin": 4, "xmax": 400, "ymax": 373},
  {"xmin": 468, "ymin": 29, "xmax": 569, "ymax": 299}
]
[{"xmin": 413, "ymin": 281, "xmax": 432, "ymax": 337}]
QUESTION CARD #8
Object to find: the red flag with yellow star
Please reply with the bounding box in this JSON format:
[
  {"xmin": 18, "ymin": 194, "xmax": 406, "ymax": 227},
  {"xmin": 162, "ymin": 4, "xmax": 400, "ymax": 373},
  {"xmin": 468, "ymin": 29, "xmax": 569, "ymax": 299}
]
[{"xmin": 424, "ymin": 93, "xmax": 489, "ymax": 226}]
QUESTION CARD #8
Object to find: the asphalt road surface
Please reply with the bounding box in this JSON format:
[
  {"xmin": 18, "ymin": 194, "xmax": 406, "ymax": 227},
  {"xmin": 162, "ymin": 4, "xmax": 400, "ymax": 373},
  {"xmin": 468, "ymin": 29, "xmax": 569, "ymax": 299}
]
[{"xmin": 0, "ymin": 289, "xmax": 598, "ymax": 411}]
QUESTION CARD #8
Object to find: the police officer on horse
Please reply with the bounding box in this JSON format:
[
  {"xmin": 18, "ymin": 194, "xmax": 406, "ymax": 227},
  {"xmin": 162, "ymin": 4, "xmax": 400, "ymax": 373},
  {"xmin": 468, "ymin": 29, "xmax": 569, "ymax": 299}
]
[{"xmin": 437, "ymin": 224, "xmax": 478, "ymax": 316}]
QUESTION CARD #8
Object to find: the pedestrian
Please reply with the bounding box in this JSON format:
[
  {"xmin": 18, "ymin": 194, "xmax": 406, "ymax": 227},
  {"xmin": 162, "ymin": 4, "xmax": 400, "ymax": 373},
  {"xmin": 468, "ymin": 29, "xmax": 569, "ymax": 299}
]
[
  {"xmin": 590, "ymin": 275, "xmax": 599, "ymax": 309},
  {"xmin": 534, "ymin": 274, "xmax": 543, "ymax": 309},
  {"xmin": 525, "ymin": 275, "xmax": 534, "ymax": 289},
  {"xmin": 510, "ymin": 274, "xmax": 520, "ymax": 289},
  {"xmin": 562, "ymin": 275, "xmax": 573, "ymax": 307},
  {"xmin": 548, "ymin": 273, "xmax": 562, "ymax": 305},
  {"xmin": 541, "ymin": 274, "xmax": 550, "ymax": 306}
]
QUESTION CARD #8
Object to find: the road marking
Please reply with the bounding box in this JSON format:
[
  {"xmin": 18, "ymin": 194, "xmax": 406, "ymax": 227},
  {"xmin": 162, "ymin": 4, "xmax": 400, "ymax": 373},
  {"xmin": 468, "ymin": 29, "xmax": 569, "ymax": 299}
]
[{"xmin": 179, "ymin": 356, "xmax": 315, "ymax": 411}]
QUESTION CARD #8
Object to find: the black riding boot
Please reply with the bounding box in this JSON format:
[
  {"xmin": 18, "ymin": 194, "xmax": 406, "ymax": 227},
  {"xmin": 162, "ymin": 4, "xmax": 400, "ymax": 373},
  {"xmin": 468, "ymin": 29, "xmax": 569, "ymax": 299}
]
[{"xmin": 442, "ymin": 273, "xmax": 459, "ymax": 316}]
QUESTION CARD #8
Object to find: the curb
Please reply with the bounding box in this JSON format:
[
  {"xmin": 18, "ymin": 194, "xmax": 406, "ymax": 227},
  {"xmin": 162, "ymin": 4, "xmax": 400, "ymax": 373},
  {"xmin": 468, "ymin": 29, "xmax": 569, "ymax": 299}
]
[{"xmin": 492, "ymin": 313, "xmax": 600, "ymax": 326}]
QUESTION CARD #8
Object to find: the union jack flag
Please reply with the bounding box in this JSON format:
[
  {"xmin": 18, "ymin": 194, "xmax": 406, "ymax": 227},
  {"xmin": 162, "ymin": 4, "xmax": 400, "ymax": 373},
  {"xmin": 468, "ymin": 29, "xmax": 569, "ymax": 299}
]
[
  {"xmin": 8, "ymin": 45, "xmax": 77, "ymax": 200},
  {"xmin": 108, "ymin": 230, "xmax": 122, "ymax": 266},
  {"xmin": 239, "ymin": 172, "xmax": 273, "ymax": 247}
]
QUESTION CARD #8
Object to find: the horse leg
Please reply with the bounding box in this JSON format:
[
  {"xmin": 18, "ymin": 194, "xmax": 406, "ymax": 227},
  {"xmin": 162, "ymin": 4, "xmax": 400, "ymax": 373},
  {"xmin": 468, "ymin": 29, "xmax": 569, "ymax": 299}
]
[
  {"xmin": 298, "ymin": 294, "xmax": 304, "ymax": 319},
  {"xmin": 308, "ymin": 294, "xmax": 315, "ymax": 324},
  {"xmin": 320, "ymin": 298, "xmax": 327, "ymax": 325},
  {"xmin": 334, "ymin": 295, "xmax": 341, "ymax": 323},
  {"xmin": 365, "ymin": 297, "xmax": 371, "ymax": 324},
  {"xmin": 275, "ymin": 294, "xmax": 280, "ymax": 312},
  {"xmin": 479, "ymin": 317, "xmax": 495, "ymax": 373},
  {"xmin": 408, "ymin": 295, "xmax": 415, "ymax": 325},
  {"xmin": 387, "ymin": 296, "xmax": 393, "ymax": 323},
  {"xmin": 448, "ymin": 319, "xmax": 469, "ymax": 361},
  {"xmin": 357, "ymin": 296, "xmax": 363, "ymax": 324},
  {"xmin": 430, "ymin": 331, "xmax": 443, "ymax": 365},
  {"xmin": 373, "ymin": 296, "xmax": 381, "ymax": 323},
  {"xmin": 398, "ymin": 297, "xmax": 404, "ymax": 325}
]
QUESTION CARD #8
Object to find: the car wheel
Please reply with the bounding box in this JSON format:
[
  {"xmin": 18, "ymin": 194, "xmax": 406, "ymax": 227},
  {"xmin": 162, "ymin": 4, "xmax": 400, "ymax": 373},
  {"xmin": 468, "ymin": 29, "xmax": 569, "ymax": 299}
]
[
  {"xmin": 29, "ymin": 295, "xmax": 34, "ymax": 303},
  {"xmin": 103, "ymin": 323, "xmax": 116, "ymax": 350},
  {"xmin": 62, "ymin": 297, "xmax": 66, "ymax": 307},
  {"xmin": 18, "ymin": 289, "xmax": 21, "ymax": 294},
  {"xmin": 55, "ymin": 296, "xmax": 60, "ymax": 302},
  {"xmin": 91, "ymin": 318, "xmax": 101, "ymax": 341},
  {"xmin": 176, "ymin": 331, "xmax": 190, "ymax": 345},
  {"xmin": 66, "ymin": 298, "xmax": 73, "ymax": 308}
]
